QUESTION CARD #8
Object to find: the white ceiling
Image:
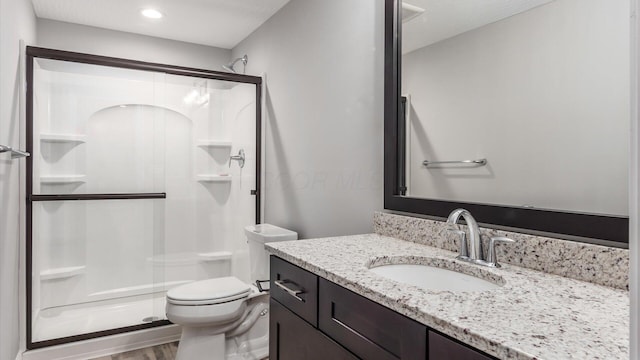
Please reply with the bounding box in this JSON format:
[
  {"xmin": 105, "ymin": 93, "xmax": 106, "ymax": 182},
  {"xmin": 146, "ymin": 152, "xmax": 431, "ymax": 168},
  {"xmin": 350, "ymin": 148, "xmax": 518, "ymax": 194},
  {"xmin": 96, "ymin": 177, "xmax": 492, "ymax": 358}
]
[
  {"xmin": 31, "ymin": 0, "xmax": 291, "ymax": 49},
  {"xmin": 402, "ymin": 0, "xmax": 554, "ymax": 54}
]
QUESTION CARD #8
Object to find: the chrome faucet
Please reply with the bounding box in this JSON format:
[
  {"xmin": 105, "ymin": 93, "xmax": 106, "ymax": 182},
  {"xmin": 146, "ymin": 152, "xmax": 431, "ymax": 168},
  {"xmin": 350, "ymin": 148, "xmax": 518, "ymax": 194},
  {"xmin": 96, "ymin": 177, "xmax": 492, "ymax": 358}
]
[
  {"xmin": 447, "ymin": 208, "xmax": 483, "ymax": 261},
  {"xmin": 446, "ymin": 208, "xmax": 514, "ymax": 267}
]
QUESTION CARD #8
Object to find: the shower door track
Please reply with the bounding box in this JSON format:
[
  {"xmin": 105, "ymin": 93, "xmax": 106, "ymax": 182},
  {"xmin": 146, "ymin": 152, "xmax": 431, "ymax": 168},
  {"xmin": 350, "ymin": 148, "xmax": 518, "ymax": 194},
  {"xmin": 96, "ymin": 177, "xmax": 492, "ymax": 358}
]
[{"xmin": 25, "ymin": 46, "xmax": 263, "ymax": 350}]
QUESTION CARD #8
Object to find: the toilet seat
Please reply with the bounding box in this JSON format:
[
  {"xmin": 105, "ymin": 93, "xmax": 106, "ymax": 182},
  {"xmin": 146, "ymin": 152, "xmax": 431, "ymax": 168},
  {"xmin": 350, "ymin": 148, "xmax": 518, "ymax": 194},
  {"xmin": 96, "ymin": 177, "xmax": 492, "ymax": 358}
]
[{"xmin": 167, "ymin": 277, "xmax": 252, "ymax": 306}]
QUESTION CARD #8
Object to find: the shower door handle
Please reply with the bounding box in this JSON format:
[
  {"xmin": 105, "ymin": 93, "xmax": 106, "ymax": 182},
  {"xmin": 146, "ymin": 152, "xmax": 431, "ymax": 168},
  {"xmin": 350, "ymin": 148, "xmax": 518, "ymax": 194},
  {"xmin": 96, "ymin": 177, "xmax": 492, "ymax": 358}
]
[
  {"xmin": 229, "ymin": 149, "xmax": 245, "ymax": 169},
  {"xmin": 0, "ymin": 144, "xmax": 30, "ymax": 159}
]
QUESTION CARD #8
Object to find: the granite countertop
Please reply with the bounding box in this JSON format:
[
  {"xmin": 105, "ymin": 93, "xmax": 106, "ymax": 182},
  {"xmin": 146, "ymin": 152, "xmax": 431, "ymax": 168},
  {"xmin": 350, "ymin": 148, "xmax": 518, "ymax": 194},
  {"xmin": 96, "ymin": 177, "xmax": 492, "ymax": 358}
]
[{"xmin": 266, "ymin": 234, "xmax": 629, "ymax": 360}]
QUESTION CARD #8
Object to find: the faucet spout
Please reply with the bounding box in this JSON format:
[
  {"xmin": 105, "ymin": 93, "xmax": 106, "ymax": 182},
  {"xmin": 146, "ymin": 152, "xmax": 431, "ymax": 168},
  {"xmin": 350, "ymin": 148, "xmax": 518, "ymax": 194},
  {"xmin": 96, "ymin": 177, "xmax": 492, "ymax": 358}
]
[{"xmin": 446, "ymin": 209, "xmax": 483, "ymax": 261}]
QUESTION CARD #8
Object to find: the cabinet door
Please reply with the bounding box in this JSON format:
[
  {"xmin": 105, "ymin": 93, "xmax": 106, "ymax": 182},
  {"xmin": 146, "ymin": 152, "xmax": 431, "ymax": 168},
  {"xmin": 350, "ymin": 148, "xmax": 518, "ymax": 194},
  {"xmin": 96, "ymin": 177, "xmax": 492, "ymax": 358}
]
[
  {"xmin": 319, "ymin": 279, "xmax": 427, "ymax": 360},
  {"xmin": 428, "ymin": 331, "xmax": 495, "ymax": 360},
  {"xmin": 270, "ymin": 299, "xmax": 359, "ymax": 360}
]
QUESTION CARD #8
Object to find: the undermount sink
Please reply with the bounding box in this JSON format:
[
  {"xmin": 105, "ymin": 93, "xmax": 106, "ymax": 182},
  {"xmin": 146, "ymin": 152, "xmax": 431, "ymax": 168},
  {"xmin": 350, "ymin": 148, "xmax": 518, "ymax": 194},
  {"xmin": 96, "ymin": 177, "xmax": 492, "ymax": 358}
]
[{"xmin": 368, "ymin": 263, "xmax": 503, "ymax": 292}]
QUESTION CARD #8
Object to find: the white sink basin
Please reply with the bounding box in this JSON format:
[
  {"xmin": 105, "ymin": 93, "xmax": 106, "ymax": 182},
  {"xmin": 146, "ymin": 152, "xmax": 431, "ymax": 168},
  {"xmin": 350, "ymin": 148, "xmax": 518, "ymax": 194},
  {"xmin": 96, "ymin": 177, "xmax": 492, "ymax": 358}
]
[{"xmin": 369, "ymin": 264, "xmax": 502, "ymax": 292}]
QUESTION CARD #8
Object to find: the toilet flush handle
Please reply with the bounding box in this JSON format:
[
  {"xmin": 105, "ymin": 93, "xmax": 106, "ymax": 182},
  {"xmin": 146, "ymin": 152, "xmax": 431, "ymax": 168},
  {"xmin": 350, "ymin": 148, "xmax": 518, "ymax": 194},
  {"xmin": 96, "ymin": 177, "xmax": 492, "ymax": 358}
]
[{"xmin": 255, "ymin": 280, "xmax": 270, "ymax": 292}]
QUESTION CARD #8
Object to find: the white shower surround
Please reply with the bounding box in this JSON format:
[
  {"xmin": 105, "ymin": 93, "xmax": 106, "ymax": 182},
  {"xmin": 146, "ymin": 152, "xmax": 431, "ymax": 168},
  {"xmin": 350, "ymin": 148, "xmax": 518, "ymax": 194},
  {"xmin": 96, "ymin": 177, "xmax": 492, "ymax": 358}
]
[{"xmin": 30, "ymin": 58, "xmax": 258, "ymax": 342}]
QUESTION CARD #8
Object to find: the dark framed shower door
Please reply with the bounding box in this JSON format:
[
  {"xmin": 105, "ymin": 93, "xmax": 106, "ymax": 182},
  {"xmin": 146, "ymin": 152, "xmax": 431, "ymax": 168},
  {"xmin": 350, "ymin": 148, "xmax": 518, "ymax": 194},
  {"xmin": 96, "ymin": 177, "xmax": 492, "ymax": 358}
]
[{"xmin": 25, "ymin": 46, "xmax": 263, "ymax": 349}]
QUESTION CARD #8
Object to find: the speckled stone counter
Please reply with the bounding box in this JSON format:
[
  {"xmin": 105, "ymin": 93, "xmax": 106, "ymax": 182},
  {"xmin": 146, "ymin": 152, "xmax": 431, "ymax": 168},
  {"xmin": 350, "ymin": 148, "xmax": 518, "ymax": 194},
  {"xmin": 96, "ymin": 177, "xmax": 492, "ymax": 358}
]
[{"xmin": 266, "ymin": 234, "xmax": 629, "ymax": 360}]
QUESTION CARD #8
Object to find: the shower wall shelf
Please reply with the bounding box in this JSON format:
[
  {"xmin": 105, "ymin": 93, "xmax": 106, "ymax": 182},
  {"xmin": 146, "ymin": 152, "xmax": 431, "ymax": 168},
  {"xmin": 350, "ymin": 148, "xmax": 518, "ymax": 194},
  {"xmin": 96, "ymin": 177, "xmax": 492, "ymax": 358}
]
[
  {"xmin": 88, "ymin": 280, "xmax": 193, "ymax": 300},
  {"xmin": 40, "ymin": 266, "xmax": 86, "ymax": 281},
  {"xmin": 40, "ymin": 175, "xmax": 87, "ymax": 184},
  {"xmin": 197, "ymin": 140, "xmax": 233, "ymax": 148},
  {"xmin": 147, "ymin": 253, "xmax": 198, "ymax": 266},
  {"xmin": 146, "ymin": 251, "xmax": 233, "ymax": 265},
  {"xmin": 40, "ymin": 133, "xmax": 87, "ymax": 144},
  {"xmin": 196, "ymin": 175, "xmax": 232, "ymax": 183},
  {"xmin": 197, "ymin": 251, "xmax": 233, "ymax": 262}
]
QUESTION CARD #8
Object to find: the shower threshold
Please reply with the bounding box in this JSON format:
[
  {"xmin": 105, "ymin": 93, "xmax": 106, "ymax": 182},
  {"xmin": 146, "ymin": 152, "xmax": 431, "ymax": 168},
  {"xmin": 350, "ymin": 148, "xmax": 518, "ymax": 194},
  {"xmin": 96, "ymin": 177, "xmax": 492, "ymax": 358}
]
[{"xmin": 32, "ymin": 292, "xmax": 170, "ymax": 343}]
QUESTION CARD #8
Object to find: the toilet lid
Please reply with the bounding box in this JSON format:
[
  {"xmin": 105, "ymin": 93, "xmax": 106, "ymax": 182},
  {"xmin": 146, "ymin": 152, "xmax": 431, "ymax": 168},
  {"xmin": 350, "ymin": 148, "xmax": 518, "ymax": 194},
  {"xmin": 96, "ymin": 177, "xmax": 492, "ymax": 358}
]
[{"xmin": 166, "ymin": 277, "xmax": 252, "ymax": 306}]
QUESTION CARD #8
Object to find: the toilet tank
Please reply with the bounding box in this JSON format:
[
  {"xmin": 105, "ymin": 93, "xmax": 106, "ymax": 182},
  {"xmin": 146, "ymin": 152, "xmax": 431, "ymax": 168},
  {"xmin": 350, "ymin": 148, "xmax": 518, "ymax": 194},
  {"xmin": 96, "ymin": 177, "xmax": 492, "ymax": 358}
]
[{"xmin": 244, "ymin": 224, "xmax": 298, "ymax": 282}]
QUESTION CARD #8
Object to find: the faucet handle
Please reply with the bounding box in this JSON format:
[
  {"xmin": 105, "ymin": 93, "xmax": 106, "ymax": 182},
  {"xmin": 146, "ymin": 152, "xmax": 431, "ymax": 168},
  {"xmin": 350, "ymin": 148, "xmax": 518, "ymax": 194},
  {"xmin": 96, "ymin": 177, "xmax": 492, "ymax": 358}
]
[
  {"xmin": 487, "ymin": 236, "xmax": 514, "ymax": 267},
  {"xmin": 447, "ymin": 228, "xmax": 468, "ymax": 259},
  {"xmin": 229, "ymin": 149, "xmax": 245, "ymax": 168}
]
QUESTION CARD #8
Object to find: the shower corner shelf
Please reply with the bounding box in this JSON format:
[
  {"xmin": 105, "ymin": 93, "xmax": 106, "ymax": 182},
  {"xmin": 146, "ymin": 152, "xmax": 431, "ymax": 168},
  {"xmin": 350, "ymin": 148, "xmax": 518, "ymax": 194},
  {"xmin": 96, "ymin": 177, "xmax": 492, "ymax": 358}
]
[
  {"xmin": 197, "ymin": 251, "xmax": 233, "ymax": 262},
  {"xmin": 40, "ymin": 133, "xmax": 87, "ymax": 144},
  {"xmin": 196, "ymin": 174, "xmax": 232, "ymax": 183},
  {"xmin": 197, "ymin": 140, "xmax": 233, "ymax": 148},
  {"xmin": 40, "ymin": 266, "xmax": 86, "ymax": 281},
  {"xmin": 40, "ymin": 175, "xmax": 87, "ymax": 184}
]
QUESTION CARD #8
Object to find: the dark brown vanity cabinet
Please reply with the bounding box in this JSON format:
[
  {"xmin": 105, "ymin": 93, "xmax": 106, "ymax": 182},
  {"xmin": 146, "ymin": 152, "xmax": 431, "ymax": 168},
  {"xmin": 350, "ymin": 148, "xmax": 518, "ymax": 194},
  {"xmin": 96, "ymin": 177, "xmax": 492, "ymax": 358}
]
[
  {"xmin": 427, "ymin": 331, "xmax": 494, "ymax": 360},
  {"xmin": 269, "ymin": 256, "xmax": 356, "ymax": 359},
  {"xmin": 269, "ymin": 256, "xmax": 497, "ymax": 360},
  {"xmin": 270, "ymin": 255, "xmax": 319, "ymax": 326},
  {"xmin": 270, "ymin": 299, "xmax": 358, "ymax": 360},
  {"xmin": 319, "ymin": 278, "xmax": 426, "ymax": 360}
]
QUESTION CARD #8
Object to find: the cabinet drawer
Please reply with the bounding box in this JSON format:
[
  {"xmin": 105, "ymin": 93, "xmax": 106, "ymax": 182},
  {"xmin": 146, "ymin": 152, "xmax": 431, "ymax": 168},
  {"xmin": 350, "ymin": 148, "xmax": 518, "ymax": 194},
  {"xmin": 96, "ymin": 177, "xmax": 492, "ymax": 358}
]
[
  {"xmin": 428, "ymin": 331, "xmax": 495, "ymax": 360},
  {"xmin": 319, "ymin": 278, "xmax": 426, "ymax": 360},
  {"xmin": 270, "ymin": 299, "xmax": 358, "ymax": 360},
  {"xmin": 270, "ymin": 256, "xmax": 318, "ymax": 326}
]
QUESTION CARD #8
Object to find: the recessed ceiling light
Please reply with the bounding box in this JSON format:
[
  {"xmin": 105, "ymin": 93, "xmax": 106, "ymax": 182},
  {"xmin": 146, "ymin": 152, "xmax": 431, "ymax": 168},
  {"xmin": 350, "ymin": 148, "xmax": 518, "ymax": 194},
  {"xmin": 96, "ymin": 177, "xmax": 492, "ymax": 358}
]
[{"xmin": 141, "ymin": 8, "xmax": 163, "ymax": 19}]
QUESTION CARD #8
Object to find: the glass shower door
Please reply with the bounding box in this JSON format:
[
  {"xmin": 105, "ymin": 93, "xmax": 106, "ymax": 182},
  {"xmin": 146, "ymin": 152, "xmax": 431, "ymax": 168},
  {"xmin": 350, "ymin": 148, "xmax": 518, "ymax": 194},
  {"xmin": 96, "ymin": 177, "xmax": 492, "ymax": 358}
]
[
  {"xmin": 26, "ymin": 48, "xmax": 262, "ymax": 348},
  {"xmin": 29, "ymin": 57, "xmax": 168, "ymax": 344},
  {"xmin": 149, "ymin": 74, "xmax": 258, "ymax": 322}
]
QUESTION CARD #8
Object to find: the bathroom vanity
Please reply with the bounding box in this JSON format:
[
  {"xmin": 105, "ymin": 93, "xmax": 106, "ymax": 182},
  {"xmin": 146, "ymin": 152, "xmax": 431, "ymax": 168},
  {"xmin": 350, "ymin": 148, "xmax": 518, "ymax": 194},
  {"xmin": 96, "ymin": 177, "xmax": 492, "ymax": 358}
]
[
  {"xmin": 269, "ymin": 255, "xmax": 493, "ymax": 359},
  {"xmin": 266, "ymin": 230, "xmax": 629, "ymax": 360}
]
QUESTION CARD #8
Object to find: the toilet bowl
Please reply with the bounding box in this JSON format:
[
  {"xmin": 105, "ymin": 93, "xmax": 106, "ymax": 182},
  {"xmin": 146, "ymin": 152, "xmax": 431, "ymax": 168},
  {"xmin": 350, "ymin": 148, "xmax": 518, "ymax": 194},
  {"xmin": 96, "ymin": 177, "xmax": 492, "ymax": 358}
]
[{"xmin": 166, "ymin": 224, "xmax": 297, "ymax": 360}]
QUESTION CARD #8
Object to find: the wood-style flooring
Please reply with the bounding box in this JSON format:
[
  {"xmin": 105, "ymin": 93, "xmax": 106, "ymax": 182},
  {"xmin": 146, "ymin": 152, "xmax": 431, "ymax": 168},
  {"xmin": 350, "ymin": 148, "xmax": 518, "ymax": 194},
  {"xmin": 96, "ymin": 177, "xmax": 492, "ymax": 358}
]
[{"xmin": 90, "ymin": 342, "xmax": 178, "ymax": 360}]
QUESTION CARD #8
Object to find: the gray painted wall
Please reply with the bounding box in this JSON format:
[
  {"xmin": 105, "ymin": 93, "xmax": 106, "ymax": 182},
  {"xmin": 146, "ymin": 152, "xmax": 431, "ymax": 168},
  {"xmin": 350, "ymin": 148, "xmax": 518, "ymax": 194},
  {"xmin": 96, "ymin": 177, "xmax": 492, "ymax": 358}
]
[
  {"xmin": 0, "ymin": 0, "xmax": 36, "ymax": 358},
  {"xmin": 37, "ymin": 19, "xmax": 231, "ymax": 72},
  {"xmin": 232, "ymin": 0, "xmax": 385, "ymax": 239}
]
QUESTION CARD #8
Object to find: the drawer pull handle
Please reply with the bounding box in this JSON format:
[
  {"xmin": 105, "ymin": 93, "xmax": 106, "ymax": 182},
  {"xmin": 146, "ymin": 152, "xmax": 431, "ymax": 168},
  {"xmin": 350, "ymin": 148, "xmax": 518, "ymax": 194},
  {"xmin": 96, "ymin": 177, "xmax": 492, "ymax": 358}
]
[{"xmin": 275, "ymin": 280, "xmax": 305, "ymax": 302}]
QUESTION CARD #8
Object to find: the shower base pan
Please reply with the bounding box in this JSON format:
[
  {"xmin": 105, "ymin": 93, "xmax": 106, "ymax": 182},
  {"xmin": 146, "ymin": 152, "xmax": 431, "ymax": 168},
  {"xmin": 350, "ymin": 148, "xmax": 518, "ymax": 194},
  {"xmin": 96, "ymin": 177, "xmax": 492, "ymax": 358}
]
[{"xmin": 32, "ymin": 292, "xmax": 171, "ymax": 344}]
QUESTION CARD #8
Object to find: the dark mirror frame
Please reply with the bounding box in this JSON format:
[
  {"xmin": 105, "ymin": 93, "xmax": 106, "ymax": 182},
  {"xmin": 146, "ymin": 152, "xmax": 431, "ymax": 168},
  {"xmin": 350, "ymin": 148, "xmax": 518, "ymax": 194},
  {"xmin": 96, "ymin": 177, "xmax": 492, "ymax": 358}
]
[{"xmin": 383, "ymin": 0, "xmax": 628, "ymax": 244}]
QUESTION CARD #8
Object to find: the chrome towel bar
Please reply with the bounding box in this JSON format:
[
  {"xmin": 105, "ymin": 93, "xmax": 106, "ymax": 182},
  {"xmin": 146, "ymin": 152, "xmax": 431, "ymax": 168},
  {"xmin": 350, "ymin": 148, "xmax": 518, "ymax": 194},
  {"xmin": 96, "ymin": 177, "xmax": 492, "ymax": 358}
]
[
  {"xmin": 423, "ymin": 158, "xmax": 487, "ymax": 167},
  {"xmin": 0, "ymin": 145, "xmax": 30, "ymax": 159}
]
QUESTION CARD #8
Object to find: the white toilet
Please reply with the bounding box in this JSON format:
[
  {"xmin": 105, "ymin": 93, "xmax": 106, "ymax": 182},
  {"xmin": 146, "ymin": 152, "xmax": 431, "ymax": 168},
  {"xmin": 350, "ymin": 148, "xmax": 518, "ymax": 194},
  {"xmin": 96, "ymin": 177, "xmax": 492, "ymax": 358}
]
[{"xmin": 166, "ymin": 224, "xmax": 298, "ymax": 360}]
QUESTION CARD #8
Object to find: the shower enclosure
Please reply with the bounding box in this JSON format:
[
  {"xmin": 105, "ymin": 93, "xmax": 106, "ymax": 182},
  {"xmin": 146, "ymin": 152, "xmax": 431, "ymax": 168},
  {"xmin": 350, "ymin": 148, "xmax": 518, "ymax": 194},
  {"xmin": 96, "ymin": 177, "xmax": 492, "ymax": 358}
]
[{"xmin": 25, "ymin": 47, "xmax": 262, "ymax": 348}]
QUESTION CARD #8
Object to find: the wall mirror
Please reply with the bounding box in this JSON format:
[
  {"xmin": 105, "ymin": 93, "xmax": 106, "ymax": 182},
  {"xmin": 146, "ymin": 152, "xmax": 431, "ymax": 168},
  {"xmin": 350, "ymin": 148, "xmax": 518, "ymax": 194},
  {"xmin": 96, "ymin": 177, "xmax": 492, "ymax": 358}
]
[{"xmin": 384, "ymin": 0, "xmax": 630, "ymax": 244}]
